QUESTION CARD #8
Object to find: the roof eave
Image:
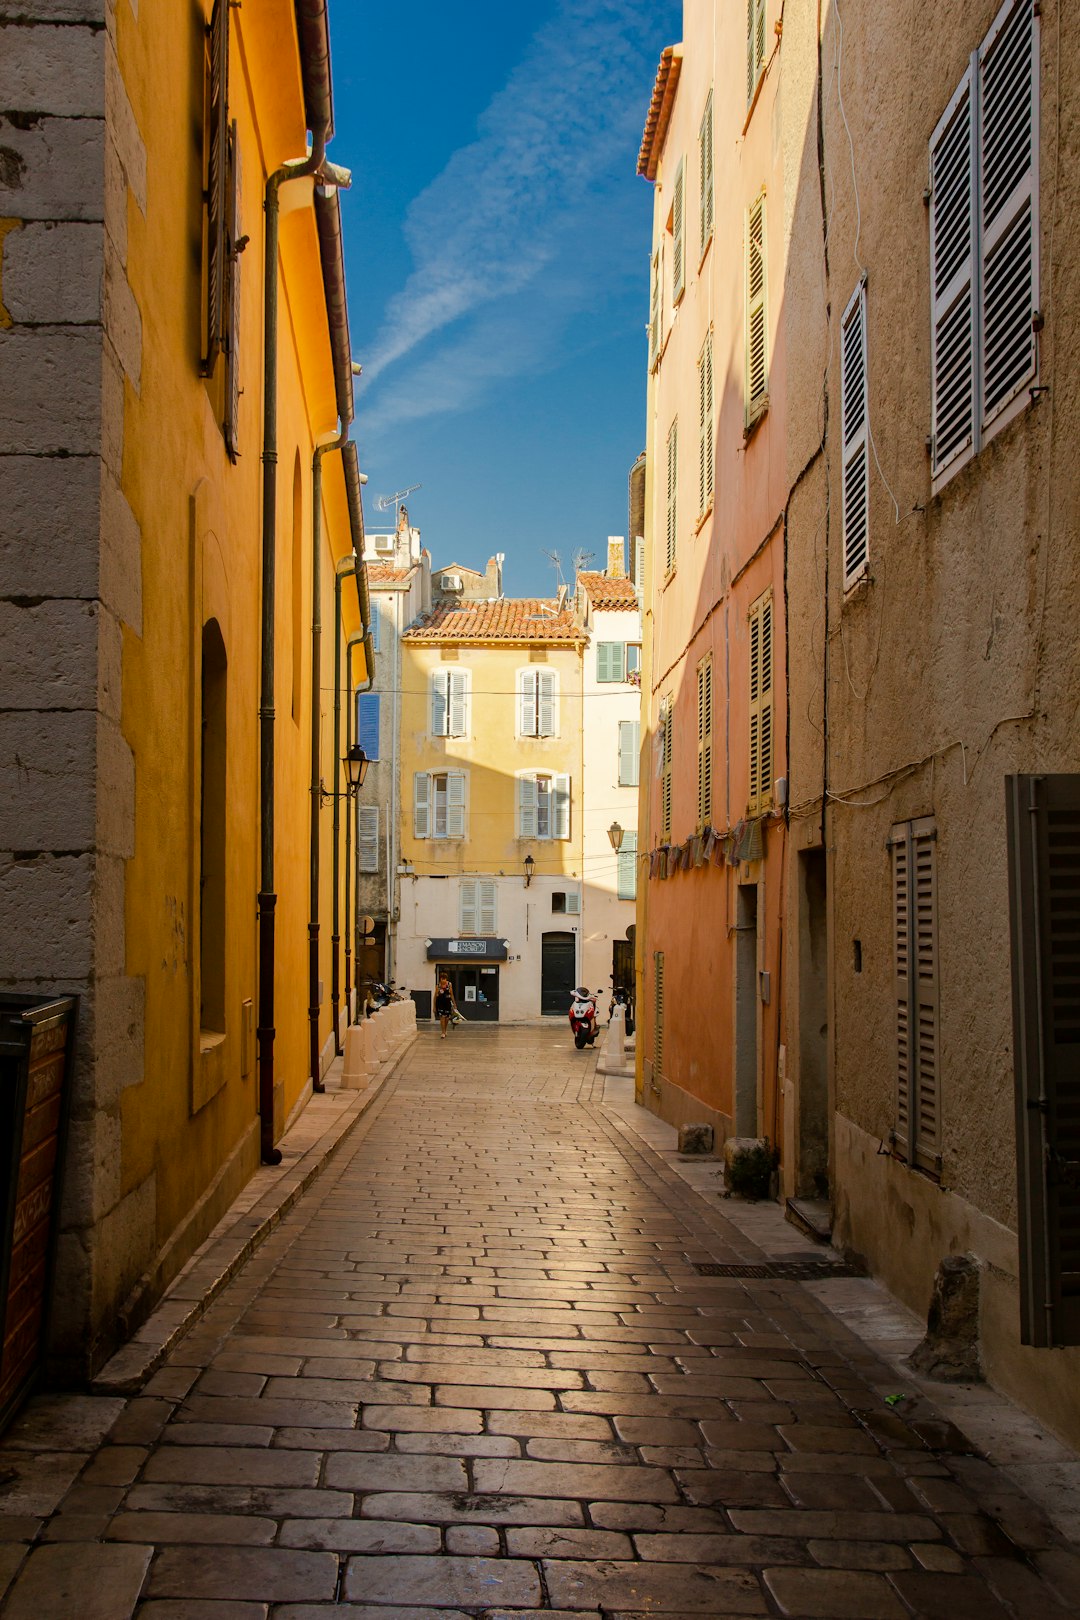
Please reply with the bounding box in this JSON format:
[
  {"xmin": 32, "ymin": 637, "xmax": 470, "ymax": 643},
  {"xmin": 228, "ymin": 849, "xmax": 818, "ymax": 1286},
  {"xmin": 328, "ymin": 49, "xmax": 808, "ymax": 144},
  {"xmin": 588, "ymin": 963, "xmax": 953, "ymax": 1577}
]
[{"xmin": 637, "ymin": 45, "xmax": 683, "ymax": 181}]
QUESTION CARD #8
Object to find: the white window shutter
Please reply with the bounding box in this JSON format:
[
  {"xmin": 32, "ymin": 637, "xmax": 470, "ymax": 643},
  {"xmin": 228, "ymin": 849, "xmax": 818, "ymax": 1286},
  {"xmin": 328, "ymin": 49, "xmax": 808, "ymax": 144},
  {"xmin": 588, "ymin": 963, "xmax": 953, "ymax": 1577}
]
[
  {"xmin": 618, "ymin": 720, "xmax": 638, "ymax": 786},
  {"xmin": 358, "ymin": 805, "xmax": 379, "ymax": 874},
  {"xmin": 447, "ymin": 771, "xmax": 467, "ymax": 838},
  {"xmin": 930, "ymin": 66, "xmax": 976, "ymax": 478},
  {"xmin": 978, "ymin": 0, "xmax": 1038, "ymax": 429},
  {"xmin": 448, "ymin": 670, "xmax": 467, "ymax": 737},
  {"xmin": 698, "ymin": 334, "xmax": 714, "ymax": 514},
  {"xmin": 699, "ymin": 91, "xmax": 714, "ymax": 254},
  {"xmin": 672, "ymin": 156, "xmax": 686, "ymax": 303},
  {"xmin": 518, "ymin": 776, "xmax": 538, "ymax": 839},
  {"xmin": 618, "ymin": 832, "xmax": 638, "ymax": 901},
  {"xmin": 414, "ymin": 772, "xmax": 430, "ymax": 838},
  {"xmin": 520, "ymin": 671, "xmax": 537, "ymax": 736},
  {"xmin": 841, "ymin": 283, "xmax": 870, "ymax": 587},
  {"xmin": 746, "ymin": 195, "xmax": 768, "ymax": 421},
  {"xmin": 554, "ymin": 774, "xmax": 571, "ymax": 840},
  {"xmin": 460, "ymin": 878, "xmax": 477, "ymax": 934},
  {"xmin": 538, "ymin": 671, "xmax": 556, "ymax": 737},
  {"xmin": 431, "ymin": 672, "xmax": 447, "ymax": 736},
  {"xmin": 479, "ymin": 879, "xmax": 496, "ymax": 935}
]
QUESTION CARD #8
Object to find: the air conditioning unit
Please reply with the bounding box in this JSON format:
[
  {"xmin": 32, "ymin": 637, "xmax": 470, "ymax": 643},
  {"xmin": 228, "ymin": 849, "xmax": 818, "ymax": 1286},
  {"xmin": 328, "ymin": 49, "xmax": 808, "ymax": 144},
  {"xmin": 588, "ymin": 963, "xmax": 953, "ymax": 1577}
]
[
  {"xmin": 373, "ymin": 535, "xmax": 394, "ymax": 553},
  {"xmin": 441, "ymin": 573, "xmax": 463, "ymax": 592}
]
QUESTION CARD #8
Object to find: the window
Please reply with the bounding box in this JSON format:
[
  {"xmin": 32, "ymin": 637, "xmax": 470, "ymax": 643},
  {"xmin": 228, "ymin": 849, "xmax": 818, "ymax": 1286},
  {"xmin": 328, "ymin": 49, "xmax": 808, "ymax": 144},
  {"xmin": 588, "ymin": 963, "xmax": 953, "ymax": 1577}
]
[
  {"xmin": 617, "ymin": 832, "xmax": 638, "ymax": 901},
  {"xmin": 461, "ymin": 877, "xmax": 496, "ymax": 935},
  {"xmin": 552, "ymin": 891, "xmax": 581, "ymax": 915},
  {"xmin": 697, "ymin": 656, "xmax": 713, "ymax": 829},
  {"xmin": 368, "ymin": 605, "xmax": 381, "ymax": 654},
  {"xmin": 841, "ymin": 282, "xmax": 870, "ymax": 587},
  {"xmin": 597, "ymin": 642, "xmax": 631, "ymax": 683},
  {"xmin": 649, "ymin": 245, "xmax": 662, "ymax": 372},
  {"xmin": 223, "ymin": 119, "xmax": 242, "ymax": 460},
  {"xmin": 200, "ymin": 620, "xmax": 227, "ymax": 1035},
  {"xmin": 618, "ymin": 720, "xmax": 640, "ymax": 787},
  {"xmin": 890, "ymin": 817, "xmax": 940, "ymax": 1178},
  {"xmin": 659, "ymin": 695, "xmax": 673, "ymax": 840},
  {"xmin": 671, "ymin": 156, "xmax": 686, "ymax": 305},
  {"xmin": 358, "ymin": 805, "xmax": 379, "ymax": 874},
  {"xmin": 414, "ymin": 770, "xmax": 467, "ymax": 839},
  {"xmin": 1006, "ymin": 774, "xmax": 1080, "ymax": 1347},
  {"xmin": 519, "ymin": 668, "xmax": 558, "ymax": 736},
  {"xmin": 930, "ymin": 0, "xmax": 1038, "ymax": 484},
  {"xmin": 357, "ymin": 692, "xmax": 380, "ymax": 762},
  {"xmin": 202, "ymin": 0, "xmax": 229, "ymax": 377},
  {"xmin": 665, "ymin": 419, "xmax": 678, "ymax": 575},
  {"xmin": 699, "ymin": 90, "xmax": 714, "ymax": 256},
  {"xmin": 653, "ymin": 950, "xmax": 665, "ymax": 1080},
  {"xmin": 430, "ymin": 668, "xmax": 468, "ymax": 737},
  {"xmin": 745, "ymin": 192, "xmax": 768, "ymax": 427},
  {"xmin": 747, "ymin": 0, "xmax": 767, "ymax": 104},
  {"xmin": 698, "ymin": 333, "xmax": 715, "ymax": 516},
  {"xmin": 627, "ymin": 643, "xmax": 641, "ymax": 677},
  {"xmin": 518, "ymin": 773, "xmax": 570, "ymax": 840},
  {"xmin": 747, "ymin": 590, "xmax": 773, "ymax": 815}
]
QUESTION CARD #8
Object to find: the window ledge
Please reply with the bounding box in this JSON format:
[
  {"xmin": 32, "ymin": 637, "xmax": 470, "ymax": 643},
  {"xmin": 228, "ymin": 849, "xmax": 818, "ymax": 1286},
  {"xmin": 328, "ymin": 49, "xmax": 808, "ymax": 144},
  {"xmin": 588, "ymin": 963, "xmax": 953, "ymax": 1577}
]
[
  {"xmin": 698, "ymin": 234, "xmax": 713, "ymax": 273},
  {"xmin": 200, "ymin": 1029, "xmax": 226, "ymax": 1056},
  {"xmin": 694, "ymin": 500, "xmax": 714, "ymax": 535},
  {"xmin": 744, "ymin": 399, "xmax": 769, "ymax": 442}
]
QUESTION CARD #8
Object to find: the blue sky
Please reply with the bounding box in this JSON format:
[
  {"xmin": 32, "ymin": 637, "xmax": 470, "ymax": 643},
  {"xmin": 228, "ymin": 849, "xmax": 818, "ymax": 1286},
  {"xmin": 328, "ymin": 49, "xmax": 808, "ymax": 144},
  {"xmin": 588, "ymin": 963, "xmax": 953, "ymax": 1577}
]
[{"xmin": 329, "ymin": 0, "xmax": 682, "ymax": 598}]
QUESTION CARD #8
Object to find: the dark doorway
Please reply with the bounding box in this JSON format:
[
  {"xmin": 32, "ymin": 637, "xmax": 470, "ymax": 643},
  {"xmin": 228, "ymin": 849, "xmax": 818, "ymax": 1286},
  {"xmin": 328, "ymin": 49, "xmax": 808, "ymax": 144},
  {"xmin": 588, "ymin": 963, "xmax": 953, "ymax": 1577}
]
[
  {"xmin": 439, "ymin": 963, "xmax": 499, "ymax": 1023},
  {"xmin": 611, "ymin": 939, "xmax": 633, "ymax": 996},
  {"xmin": 541, "ymin": 931, "xmax": 576, "ymax": 1015},
  {"xmin": 735, "ymin": 883, "xmax": 759, "ymax": 1135},
  {"xmin": 797, "ymin": 849, "xmax": 829, "ymax": 1197}
]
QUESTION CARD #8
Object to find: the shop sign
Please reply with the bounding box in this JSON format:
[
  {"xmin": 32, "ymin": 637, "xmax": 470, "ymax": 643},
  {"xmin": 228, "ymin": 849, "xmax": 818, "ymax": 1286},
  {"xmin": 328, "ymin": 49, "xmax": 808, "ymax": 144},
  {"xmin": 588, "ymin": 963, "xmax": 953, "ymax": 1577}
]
[{"xmin": 426, "ymin": 937, "xmax": 508, "ymax": 962}]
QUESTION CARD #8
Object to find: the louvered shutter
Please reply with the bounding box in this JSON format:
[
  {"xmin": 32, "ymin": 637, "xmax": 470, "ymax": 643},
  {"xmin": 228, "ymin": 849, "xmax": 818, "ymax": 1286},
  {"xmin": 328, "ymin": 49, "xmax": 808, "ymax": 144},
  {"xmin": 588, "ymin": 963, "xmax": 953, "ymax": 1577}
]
[
  {"xmin": 447, "ymin": 771, "xmax": 467, "ymax": 839},
  {"xmin": 841, "ymin": 283, "xmax": 870, "ymax": 587},
  {"xmin": 414, "ymin": 772, "xmax": 430, "ymax": 838},
  {"xmin": 699, "ymin": 91, "xmax": 714, "ymax": 254},
  {"xmin": 698, "ymin": 333, "xmax": 714, "ymax": 515},
  {"xmin": 518, "ymin": 776, "xmax": 538, "ymax": 839},
  {"xmin": 890, "ymin": 818, "xmax": 940, "ymax": 1174},
  {"xmin": 697, "ymin": 658, "xmax": 713, "ymax": 829},
  {"xmin": 479, "ymin": 879, "xmax": 497, "ymax": 935},
  {"xmin": 979, "ymin": 0, "xmax": 1038, "ymax": 430},
  {"xmin": 1006, "ymin": 775, "xmax": 1080, "ymax": 1346},
  {"xmin": 369, "ymin": 607, "xmax": 381, "ymax": 654},
  {"xmin": 538, "ymin": 671, "xmax": 556, "ymax": 737},
  {"xmin": 618, "ymin": 832, "xmax": 638, "ymax": 901},
  {"xmin": 596, "ymin": 644, "xmax": 611, "ymax": 684},
  {"xmin": 648, "ymin": 249, "xmax": 660, "ymax": 372},
  {"xmin": 448, "ymin": 670, "xmax": 467, "ymax": 737},
  {"xmin": 203, "ymin": 0, "xmax": 229, "ymax": 375},
  {"xmin": 660, "ymin": 697, "xmax": 673, "ymax": 840},
  {"xmin": 618, "ymin": 720, "xmax": 639, "ymax": 787},
  {"xmin": 520, "ymin": 671, "xmax": 537, "ymax": 736},
  {"xmin": 892, "ymin": 827, "xmax": 913, "ymax": 1161},
  {"xmin": 635, "ymin": 537, "xmax": 645, "ymax": 606},
  {"xmin": 748, "ymin": 592, "xmax": 774, "ymax": 814},
  {"xmin": 553, "ymin": 774, "xmax": 571, "ymax": 840},
  {"xmin": 223, "ymin": 122, "xmax": 241, "ymax": 460},
  {"xmin": 357, "ymin": 693, "xmax": 380, "ymax": 762},
  {"xmin": 358, "ymin": 805, "xmax": 379, "ymax": 874},
  {"xmin": 930, "ymin": 68, "xmax": 976, "ymax": 479},
  {"xmin": 747, "ymin": 0, "xmax": 766, "ymax": 102},
  {"xmin": 460, "ymin": 879, "xmax": 477, "ymax": 934},
  {"xmin": 665, "ymin": 420, "xmax": 678, "ymax": 575},
  {"xmin": 654, "ymin": 951, "xmax": 665, "ymax": 1079},
  {"xmin": 672, "ymin": 157, "xmax": 686, "ymax": 304},
  {"xmin": 431, "ymin": 672, "xmax": 447, "ymax": 736},
  {"xmin": 746, "ymin": 195, "xmax": 768, "ymax": 423}
]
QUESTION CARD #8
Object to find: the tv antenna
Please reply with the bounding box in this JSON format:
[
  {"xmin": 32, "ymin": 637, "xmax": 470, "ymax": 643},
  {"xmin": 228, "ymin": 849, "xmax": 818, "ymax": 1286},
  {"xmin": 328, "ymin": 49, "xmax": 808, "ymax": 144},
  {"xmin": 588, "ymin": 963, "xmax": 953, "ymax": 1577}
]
[
  {"xmin": 375, "ymin": 483, "xmax": 422, "ymax": 513},
  {"xmin": 572, "ymin": 547, "xmax": 595, "ymax": 578},
  {"xmin": 542, "ymin": 548, "xmax": 564, "ymax": 591}
]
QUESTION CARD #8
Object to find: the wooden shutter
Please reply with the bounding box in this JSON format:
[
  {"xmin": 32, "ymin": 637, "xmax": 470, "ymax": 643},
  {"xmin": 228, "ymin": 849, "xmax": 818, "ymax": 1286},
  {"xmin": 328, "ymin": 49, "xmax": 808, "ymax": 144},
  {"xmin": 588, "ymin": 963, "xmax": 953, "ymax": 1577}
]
[
  {"xmin": 479, "ymin": 879, "xmax": 497, "ymax": 935},
  {"xmin": 358, "ymin": 805, "xmax": 379, "ymax": 874},
  {"xmin": 618, "ymin": 720, "xmax": 640, "ymax": 787},
  {"xmin": 930, "ymin": 67, "xmax": 976, "ymax": 479},
  {"xmin": 697, "ymin": 657, "xmax": 713, "ymax": 829},
  {"xmin": 460, "ymin": 878, "xmax": 477, "ymax": 934},
  {"xmin": 538, "ymin": 670, "xmax": 556, "ymax": 737},
  {"xmin": 665, "ymin": 420, "xmax": 678, "ymax": 575},
  {"xmin": 747, "ymin": 0, "xmax": 767, "ymax": 102},
  {"xmin": 746, "ymin": 194, "xmax": 768, "ymax": 423},
  {"xmin": 618, "ymin": 832, "xmax": 638, "ymax": 901},
  {"xmin": 649, "ymin": 248, "xmax": 660, "ymax": 372},
  {"xmin": 841, "ymin": 282, "xmax": 870, "ymax": 587},
  {"xmin": 448, "ymin": 670, "xmax": 467, "ymax": 737},
  {"xmin": 553, "ymin": 774, "xmax": 571, "ymax": 841},
  {"xmin": 223, "ymin": 121, "xmax": 241, "ymax": 461},
  {"xmin": 357, "ymin": 693, "xmax": 380, "ymax": 762},
  {"xmin": 520, "ymin": 671, "xmax": 537, "ymax": 735},
  {"xmin": 660, "ymin": 696, "xmax": 673, "ymax": 840},
  {"xmin": 369, "ymin": 606, "xmax": 381, "ymax": 654},
  {"xmin": 414, "ymin": 772, "xmax": 430, "ymax": 838},
  {"xmin": 596, "ymin": 644, "xmax": 612, "ymax": 684},
  {"xmin": 699, "ymin": 90, "xmax": 714, "ymax": 254},
  {"xmin": 748, "ymin": 591, "xmax": 774, "ymax": 814},
  {"xmin": 1006, "ymin": 774, "xmax": 1080, "ymax": 1346},
  {"xmin": 672, "ymin": 156, "xmax": 686, "ymax": 304},
  {"xmin": 447, "ymin": 771, "xmax": 467, "ymax": 839},
  {"xmin": 203, "ymin": 0, "xmax": 229, "ymax": 375},
  {"xmin": 518, "ymin": 775, "xmax": 538, "ymax": 839},
  {"xmin": 698, "ymin": 333, "xmax": 714, "ymax": 515},
  {"xmin": 654, "ymin": 950, "xmax": 665, "ymax": 1079},
  {"xmin": 432, "ymin": 774, "xmax": 447, "ymax": 838},
  {"xmin": 978, "ymin": 0, "xmax": 1038, "ymax": 429},
  {"xmin": 431, "ymin": 671, "xmax": 447, "ymax": 736},
  {"xmin": 890, "ymin": 817, "xmax": 941, "ymax": 1175}
]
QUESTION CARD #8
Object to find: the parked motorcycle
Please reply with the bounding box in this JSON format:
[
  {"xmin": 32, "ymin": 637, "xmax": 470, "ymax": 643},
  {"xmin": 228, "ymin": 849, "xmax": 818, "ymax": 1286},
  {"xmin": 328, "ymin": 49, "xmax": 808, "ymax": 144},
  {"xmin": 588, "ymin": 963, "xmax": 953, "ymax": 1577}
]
[
  {"xmin": 569, "ymin": 987, "xmax": 603, "ymax": 1049},
  {"xmin": 609, "ymin": 983, "xmax": 635, "ymax": 1038}
]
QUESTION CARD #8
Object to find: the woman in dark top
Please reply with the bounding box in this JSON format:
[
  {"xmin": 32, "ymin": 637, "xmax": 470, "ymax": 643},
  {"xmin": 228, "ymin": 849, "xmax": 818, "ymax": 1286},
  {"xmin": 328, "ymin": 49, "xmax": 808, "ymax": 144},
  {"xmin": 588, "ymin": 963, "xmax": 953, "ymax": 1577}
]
[{"xmin": 435, "ymin": 973, "xmax": 457, "ymax": 1038}]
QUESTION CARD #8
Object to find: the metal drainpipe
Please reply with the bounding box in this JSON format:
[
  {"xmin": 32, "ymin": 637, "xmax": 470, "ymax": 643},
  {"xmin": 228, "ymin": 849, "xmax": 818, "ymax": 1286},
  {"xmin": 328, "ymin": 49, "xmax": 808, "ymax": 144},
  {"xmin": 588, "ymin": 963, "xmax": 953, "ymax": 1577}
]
[
  {"xmin": 345, "ymin": 630, "xmax": 371, "ymax": 1012},
  {"xmin": 332, "ymin": 557, "xmax": 356, "ymax": 1052},
  {"xmin": 258, "ymin": 129, "xmax": 350, "ymax": 1164}
]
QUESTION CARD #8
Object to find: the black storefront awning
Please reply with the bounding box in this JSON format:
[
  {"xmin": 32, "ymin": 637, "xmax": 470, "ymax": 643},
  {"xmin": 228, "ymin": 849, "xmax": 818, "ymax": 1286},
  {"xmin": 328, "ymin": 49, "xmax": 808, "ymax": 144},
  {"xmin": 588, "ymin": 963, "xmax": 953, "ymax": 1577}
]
[{"xmin": 426, "ymin": 937, "xmax": 508, "ymax": 962}]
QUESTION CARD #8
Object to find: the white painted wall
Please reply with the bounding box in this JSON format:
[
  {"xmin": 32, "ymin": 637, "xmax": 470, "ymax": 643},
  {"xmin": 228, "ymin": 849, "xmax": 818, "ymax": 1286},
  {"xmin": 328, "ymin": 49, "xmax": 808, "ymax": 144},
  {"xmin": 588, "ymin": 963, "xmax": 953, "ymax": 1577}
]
[{"xmin": 581, "ymin": 600, "xmax": 641, "ymax": 998}]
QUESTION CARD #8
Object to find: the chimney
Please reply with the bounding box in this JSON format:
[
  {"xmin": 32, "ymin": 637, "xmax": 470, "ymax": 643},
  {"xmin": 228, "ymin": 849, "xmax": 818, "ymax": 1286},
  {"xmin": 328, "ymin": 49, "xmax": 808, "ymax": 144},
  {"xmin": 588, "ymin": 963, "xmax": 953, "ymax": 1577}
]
[
  {"xmin": 397, "ymin": 503, "xmax": 409, "ymax": 535},
  {"xmin": 607, "ymin": 536, "xmax": 625, "ymax": 578}
]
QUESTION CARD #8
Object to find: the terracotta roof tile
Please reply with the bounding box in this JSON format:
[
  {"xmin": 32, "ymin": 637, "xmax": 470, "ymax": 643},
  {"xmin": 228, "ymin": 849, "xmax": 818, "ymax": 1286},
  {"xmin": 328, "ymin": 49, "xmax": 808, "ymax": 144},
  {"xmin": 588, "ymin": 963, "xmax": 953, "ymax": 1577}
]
[
  {"xmin": 366, "ymin": 562, "xmax": 415, "ymax": 584},
  {"xmin": 402, "ymin": 598, "xmax": 585, "ymax": 643},
  {"xmin": 577, "ymin": 572, "xmax": 639, "ymax": 611},
  {"xmin": 638, "ymin": 46, "xmax": 682, "ymax": 181}
]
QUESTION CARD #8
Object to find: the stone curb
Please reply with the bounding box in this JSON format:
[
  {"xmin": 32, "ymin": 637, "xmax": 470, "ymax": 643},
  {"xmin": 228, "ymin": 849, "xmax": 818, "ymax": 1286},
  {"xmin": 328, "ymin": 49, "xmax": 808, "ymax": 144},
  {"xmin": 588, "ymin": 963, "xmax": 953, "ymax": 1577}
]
[{"xmin": 89, "ymin": 1037, "xmax": 412, "ymax": 1397}]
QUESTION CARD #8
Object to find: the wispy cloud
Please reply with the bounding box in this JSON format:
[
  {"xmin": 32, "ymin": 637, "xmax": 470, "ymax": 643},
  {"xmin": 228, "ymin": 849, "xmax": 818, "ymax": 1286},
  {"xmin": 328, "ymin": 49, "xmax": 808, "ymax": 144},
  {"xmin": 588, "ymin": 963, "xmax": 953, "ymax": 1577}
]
[{"xmin": 361, "ymin": 0, "xmax": 664, "ymax": 428}]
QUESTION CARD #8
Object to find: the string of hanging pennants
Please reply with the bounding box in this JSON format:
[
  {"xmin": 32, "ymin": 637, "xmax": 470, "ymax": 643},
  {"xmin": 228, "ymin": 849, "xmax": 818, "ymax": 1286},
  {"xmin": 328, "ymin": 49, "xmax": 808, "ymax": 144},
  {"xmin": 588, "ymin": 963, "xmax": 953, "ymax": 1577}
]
[{"xmin": 647, "ymin": 815, "xmax": 766, "ymax": 880}]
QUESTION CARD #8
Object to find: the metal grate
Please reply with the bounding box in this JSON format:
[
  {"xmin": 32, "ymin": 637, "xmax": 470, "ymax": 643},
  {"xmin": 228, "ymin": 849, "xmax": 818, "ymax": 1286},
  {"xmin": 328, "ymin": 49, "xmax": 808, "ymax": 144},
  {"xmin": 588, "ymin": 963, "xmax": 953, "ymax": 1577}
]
[{"xmin": 692, "ymin": 1259, "xmax": 865, "ymax": 1280}]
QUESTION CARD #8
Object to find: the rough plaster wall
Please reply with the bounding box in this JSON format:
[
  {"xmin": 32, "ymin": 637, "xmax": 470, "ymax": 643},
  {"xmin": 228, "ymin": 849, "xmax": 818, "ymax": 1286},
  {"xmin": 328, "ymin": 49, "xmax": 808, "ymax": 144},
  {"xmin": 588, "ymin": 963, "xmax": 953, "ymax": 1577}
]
[{"xmin": 0, "ymin": 0, "xmax": 146, "ymax": 1377}]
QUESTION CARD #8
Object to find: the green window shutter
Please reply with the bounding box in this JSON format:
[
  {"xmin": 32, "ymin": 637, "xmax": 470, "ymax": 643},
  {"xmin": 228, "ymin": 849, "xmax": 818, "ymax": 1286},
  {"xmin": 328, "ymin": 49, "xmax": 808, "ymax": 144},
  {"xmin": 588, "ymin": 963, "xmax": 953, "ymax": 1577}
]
[
  {"xmin": 665, "ymin": 419, "xmax": 678, "ymax": 575},
  {"xmin": 660, "ymin": 696, "xmax": 673, "ymax": 840},
  {"xmin": 699, "ymin": 90, "xmax": 714, "ymax": 255},
  {"xmin": 841, "ymin": 282, "xmax": 870, "ymax": 586},
  {"xmin": 598, "ymin": 643, "xmax": 624, "ymax": 683},
  {"xmin": 672, "ymin": 156, "xmax": 686, "ymax": 304},
  {"xmin": 746, "ymin": 193, "xmax": 768, "ymax": 424},
  {"xmin": 697, "ymin": 657, "xmax": 713, "ymax": 829},
  {"xmin": 698, "ymin": 333, "xmax": 714, "ymax": 515},
  {"xmin": 747, "ymin": 0, "xmax": 767, "ymax": 103},
  {"xmin": 748, "ymin": 591, "xmax": 773, "ymax": 814}
]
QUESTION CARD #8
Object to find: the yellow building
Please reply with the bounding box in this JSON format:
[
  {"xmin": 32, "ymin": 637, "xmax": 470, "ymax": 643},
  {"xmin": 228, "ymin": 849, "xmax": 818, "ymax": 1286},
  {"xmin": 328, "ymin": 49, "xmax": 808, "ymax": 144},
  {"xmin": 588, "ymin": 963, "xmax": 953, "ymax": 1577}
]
[
  {"xmin": 0, "ymin": 0, "xmax": 368, "ymax": 1382},
  {"xmin": 397, "ymin": 599, "xmax": 585, "ymax": 1021}
]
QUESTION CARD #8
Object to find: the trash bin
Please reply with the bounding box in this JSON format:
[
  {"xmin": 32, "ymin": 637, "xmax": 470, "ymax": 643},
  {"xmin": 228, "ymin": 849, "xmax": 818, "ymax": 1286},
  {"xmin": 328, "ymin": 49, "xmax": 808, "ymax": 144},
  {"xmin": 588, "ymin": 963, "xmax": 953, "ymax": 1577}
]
[
  {"xmin": 410, "ymin": 989, "xmax": 432, "ymax": 1022},
  {"xmin": 0, "ymin": 993, "xmax": 77, "ymax": 1432}
]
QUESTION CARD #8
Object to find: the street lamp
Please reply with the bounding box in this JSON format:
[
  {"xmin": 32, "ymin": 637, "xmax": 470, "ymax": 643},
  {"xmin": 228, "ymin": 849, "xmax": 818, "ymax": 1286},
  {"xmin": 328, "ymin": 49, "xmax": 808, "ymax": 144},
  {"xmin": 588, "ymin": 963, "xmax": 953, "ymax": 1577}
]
[
  {"xmin": 344, "ymin": 744, "xmax": 368, "ymax": 795},
  {"xmin": 523, "ymin": 853, "xmax": 535, "ymax": 888},
  {"xmin": 607, "ymin": 820, "xmax": 625, "ymax": 852}
]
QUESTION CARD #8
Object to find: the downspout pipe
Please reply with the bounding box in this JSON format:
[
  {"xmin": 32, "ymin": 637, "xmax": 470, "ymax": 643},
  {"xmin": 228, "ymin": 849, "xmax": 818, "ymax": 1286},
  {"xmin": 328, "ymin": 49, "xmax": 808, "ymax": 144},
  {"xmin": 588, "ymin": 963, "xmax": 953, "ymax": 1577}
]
[
  {"xmin": 332, "ymin": 555, "xmax": 368, "ymax": 1052},
  {"xmin": 345, "ymin": 629, "xmax": 368, "ymax": 1008}
]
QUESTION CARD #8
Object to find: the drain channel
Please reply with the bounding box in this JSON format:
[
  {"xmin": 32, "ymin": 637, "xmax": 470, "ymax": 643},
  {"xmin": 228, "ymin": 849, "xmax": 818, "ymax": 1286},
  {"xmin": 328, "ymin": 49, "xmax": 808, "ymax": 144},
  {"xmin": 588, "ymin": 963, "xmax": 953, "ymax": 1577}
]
[{"xmin": 692, "ymin": 1259, "xmax": 865, "ymax": 1280}]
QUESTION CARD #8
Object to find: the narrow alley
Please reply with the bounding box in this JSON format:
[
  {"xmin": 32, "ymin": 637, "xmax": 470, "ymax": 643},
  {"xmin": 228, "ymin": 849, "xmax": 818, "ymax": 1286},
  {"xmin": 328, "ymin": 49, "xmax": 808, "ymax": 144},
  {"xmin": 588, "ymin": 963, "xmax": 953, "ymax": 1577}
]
[{"xmin": 2, "ymin": 1029, "xmax": 1079, "ymax": 1617}]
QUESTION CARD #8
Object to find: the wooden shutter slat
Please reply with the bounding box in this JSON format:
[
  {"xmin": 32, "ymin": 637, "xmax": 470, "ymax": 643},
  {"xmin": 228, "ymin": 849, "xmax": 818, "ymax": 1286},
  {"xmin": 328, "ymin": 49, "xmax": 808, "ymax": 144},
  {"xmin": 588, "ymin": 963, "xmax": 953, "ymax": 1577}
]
[
  {"xmin": 665, "ymin": 421, "xmax": 678, "ymax": 575},
  {"xmin": 204, "ymin": 0, "xmax": 229, "ymax": 375},
  {"xmin": 841, "ymin": 284, "xmax": 870, "ymax": 586},
  {"xmin": 672, "ymin": 157, "xmax": 686, "ymax": 303},
  {"xmin": 930, "ymin": 69, "xmax": 976, "ymax": 477},
  {"xmin": 358, "ymin": 805, "xmax": 379, "ymax": 874},
  {"xmin": 746, "ymin": 195, "xmax": 768, "ymax": 421},
  {"xmin": 699, "ymin": 90, "xmax": 714, "ymax": 254}
]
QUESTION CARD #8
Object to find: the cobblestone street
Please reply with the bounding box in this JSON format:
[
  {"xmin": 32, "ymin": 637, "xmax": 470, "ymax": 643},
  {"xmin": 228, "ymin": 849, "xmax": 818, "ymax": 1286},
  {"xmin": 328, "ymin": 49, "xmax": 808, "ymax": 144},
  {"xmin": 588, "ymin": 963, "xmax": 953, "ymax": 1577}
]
[{"xmin": 3, "ymin": 1027, "xmax": 1080, "ymax": 1617}]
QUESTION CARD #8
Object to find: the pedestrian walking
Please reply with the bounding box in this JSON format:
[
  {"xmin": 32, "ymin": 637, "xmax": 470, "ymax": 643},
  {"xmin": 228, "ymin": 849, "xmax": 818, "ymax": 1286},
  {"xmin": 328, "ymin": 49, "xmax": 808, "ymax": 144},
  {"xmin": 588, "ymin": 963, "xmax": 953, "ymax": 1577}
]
[{"xmin": 434, "ymin": 971, "xmax": 458, "ymax": 1038}]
